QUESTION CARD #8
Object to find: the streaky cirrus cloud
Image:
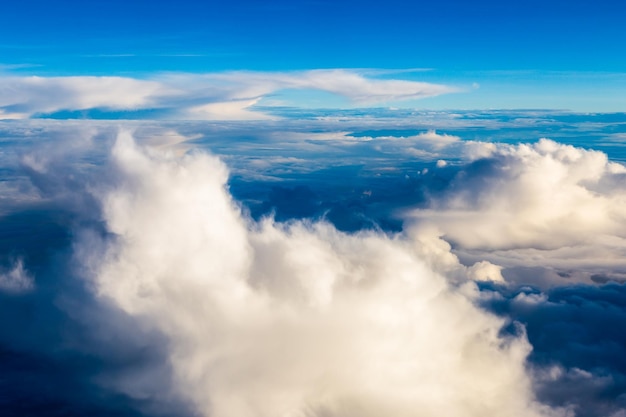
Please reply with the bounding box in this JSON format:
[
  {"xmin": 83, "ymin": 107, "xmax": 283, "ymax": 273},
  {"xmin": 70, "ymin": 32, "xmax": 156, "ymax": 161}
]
[{"xmin": 0, "ymin": 70, "xmax": 458, "ymax": 120}]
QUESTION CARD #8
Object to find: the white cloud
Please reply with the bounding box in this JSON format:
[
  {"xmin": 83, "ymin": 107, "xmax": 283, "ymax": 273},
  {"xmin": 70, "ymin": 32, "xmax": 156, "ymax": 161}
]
[
  {"xmin": 183, "ymin": 98, "xmax": 277, "ymax": 120},
  {"xmin": 4, "ymin": 114, "xmax": 626, "ymax": 415},
  {"xmin": 0, "ymin": 76, "xmax": 166, "ymax": 115},
  {"xmin": 352, "ymin": 129, "xmax": 460, "ymax": 147},
  {"xmin": 352, "ymin": 130, "xmax": 462, "ymax": 160},
  {"xmin": 467, "ymin": 260, "xmax": 504, "ymax": 282},
  {"xmin": 73, "ymin": 132, "xmax": 565, "ymax": 417},
  {"xmin": 406, "ymin": 139, "xmax": 626, "ymax": 282},
  {"xmin": 0, "ymin": 70, "xmax": 458, "ymax": 120}
]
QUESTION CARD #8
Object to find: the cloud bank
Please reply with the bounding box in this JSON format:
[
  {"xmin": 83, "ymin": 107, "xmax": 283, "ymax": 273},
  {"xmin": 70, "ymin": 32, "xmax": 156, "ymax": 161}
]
[
  {"xmin": 407, "ymin": 138, "xmax": 626, "ymax": 285},
  {"xmin": 77, "ymin": 132, "xmax": 559, "ymax": 417},
  {"xmin": 2, "ymin": 118, "xmax": 626, "ymax": 416},
  {"xmin": 0, "ymin": 70, "xmax": 457, "ymax": 120}
]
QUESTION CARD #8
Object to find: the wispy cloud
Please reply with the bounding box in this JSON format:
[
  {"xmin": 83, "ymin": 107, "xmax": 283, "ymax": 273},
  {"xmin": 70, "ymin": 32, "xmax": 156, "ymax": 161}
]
[{"xmin": 0, "ymin": 70, "xmax": 459, "ymax": 120}]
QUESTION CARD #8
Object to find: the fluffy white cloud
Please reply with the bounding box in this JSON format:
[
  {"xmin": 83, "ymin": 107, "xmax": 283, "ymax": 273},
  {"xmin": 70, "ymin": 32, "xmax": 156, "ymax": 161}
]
[
  {"xmin": 467, "ymin": 260, "xmax": 504, "ymax": 282},
  {"xmin": 4, "ymin": 114, "xmax": 626, "ymax": 415},
  {"xmin": 369, "ymin": 130, "xmax": 462, "ymax": 158},
  {"xmin": 406, "ymin": 139, "xmax": 626, "ymax": 283},
  {"xmin": 0, "ymin": 70, "xmax": 458, "ymax": 120},
  {"xmin": 75, "ymin": 132, "xmax": 565, "ymax": 417}
]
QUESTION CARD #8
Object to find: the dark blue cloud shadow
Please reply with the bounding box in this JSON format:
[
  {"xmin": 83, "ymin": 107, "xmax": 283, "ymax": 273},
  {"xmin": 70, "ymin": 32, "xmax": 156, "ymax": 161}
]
[{"xmin": 479, "ymin": 281, "xmax": 626, "ymax": 416}]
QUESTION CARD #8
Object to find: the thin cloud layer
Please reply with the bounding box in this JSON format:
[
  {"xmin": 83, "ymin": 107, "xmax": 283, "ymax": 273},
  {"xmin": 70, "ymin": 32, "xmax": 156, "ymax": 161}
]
[{"xmin": 0, "ymin": 70, "xmax": 457, "ymax": 120}]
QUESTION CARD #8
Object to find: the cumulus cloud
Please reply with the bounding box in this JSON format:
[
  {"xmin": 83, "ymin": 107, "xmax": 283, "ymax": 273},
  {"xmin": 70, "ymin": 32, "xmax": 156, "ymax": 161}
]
[
  {"xmin": 184, "ymin": 98, "xmax": 277, "ymax": 120},
  {"xmin": 0, "ymin": 70, "xmax": 458, "ymax": 120},
  {"xmin": 467, "ymin": 260, "xmax": 504, "ymax": 282},
  {"xmin": 4, "ymin": 119, "xmax": 626, "ymax": 416},
  {"xmin": 406, "ymin": 139, "xmax": 626, "ymax": 284},
  {"xmin": 70, "ymin": 132, "xmax": 562, "ymax": 417},
  {"xmin": 369, "ymin": 130, "xmax": 462, "ymax": 159}
]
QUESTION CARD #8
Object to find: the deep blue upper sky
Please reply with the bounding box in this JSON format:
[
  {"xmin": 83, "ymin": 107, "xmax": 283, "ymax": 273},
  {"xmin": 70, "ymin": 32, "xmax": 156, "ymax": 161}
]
[
  {"xmin": 2, "ymin": 0, "xmax": 625, "ymax": 73},
  {"xmin": 1, "ymin": 0, "xmax": 625, "ymax": 111}
]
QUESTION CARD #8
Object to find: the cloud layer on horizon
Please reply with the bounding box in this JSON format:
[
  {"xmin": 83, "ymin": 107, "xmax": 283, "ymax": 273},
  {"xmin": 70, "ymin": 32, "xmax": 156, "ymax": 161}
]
[
  {"xmin": 0, "ymin": 70, "xmax": 458, "ymax": 120},
  {"xmin": 0, "ymin": 129, "xmax": 568, "ymax": 417}
]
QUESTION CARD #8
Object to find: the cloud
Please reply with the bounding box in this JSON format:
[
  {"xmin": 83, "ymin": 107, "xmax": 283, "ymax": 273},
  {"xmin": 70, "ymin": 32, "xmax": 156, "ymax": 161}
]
[
  {"xmin": 0, "ymin": 70, "xmax": 458, "ymax": 120},
  {"xmin": 63, "ymin": 131, "xmax": 563, "ymax": 417},
  {"xmin": 183, "ymin": 97, "xmax": 277, "ymax": 120},
  {"xmin": 406, "ymin": 139, "xmax": 626, "ymax": 284},
  {"xmin": 467, "ymin": 260, "xmax": 504, "ymax": 282},
  {"xmin": 366, "ymin": 130, "xmax": 462, "ymax": 158},
  {"xmin": 3, "ymin": 119, "xmax": 626, "ymax": 416}
]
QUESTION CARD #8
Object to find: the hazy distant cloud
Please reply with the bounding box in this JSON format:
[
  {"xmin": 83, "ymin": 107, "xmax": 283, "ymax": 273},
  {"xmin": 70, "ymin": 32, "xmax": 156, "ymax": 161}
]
[
  {"xmin": 366, "ymin": 130, "xmax": 462, "ymax": 158},
  {"xmin": 183, "ymin": 98, "xmax": 277, "ymax": 120},
  {"xmin": 196, "ymin": 69, "xmax": 458, "ymax": 104},
  {"xmin": 0, "ymin": 76, "xmax": 165, "ymax": 115},
  {"xmin": 0, "ymin": 70, "xmax": 458, "ymax": 120}
]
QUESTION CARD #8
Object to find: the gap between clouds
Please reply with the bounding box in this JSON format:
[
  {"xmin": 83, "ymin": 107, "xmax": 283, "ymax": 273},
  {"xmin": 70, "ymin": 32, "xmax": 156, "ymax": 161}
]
[{"xmin": 0, "ymin": 70, "xmax": 459, "ymax": 120}]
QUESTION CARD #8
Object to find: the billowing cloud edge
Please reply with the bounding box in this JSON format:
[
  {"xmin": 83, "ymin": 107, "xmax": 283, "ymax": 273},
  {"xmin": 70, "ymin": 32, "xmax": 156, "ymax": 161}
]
[{"xmin": 56, "ymin": 131, "xmax": 567, "ymax": 417}]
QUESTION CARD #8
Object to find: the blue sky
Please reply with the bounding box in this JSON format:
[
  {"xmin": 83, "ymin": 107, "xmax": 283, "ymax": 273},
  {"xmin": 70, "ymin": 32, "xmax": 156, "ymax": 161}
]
[{"xmin": 1, "ymin": 0, "xmax": 626, "ymax": 112}]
